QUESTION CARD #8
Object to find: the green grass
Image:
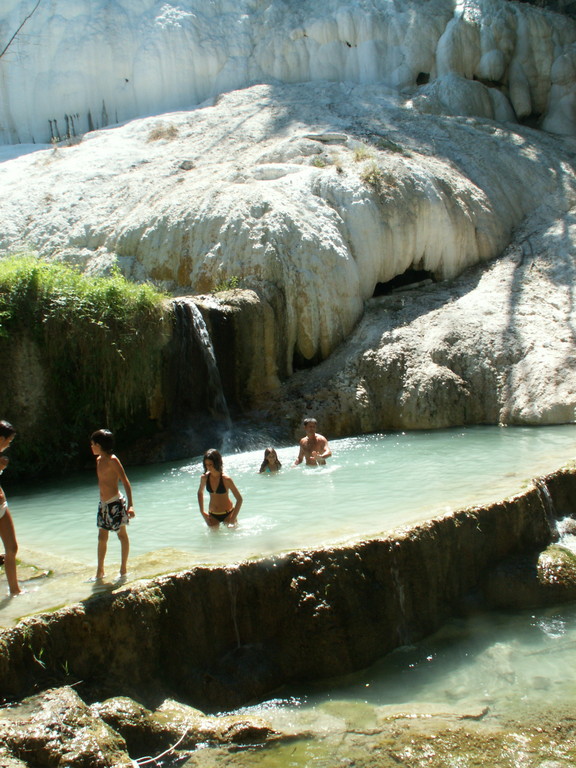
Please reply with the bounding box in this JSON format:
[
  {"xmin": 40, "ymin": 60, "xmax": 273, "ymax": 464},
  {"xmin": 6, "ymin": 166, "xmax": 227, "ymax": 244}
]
[{"xmin": 0, "ymin": 254, "xmax": 169, "ymax": 476}]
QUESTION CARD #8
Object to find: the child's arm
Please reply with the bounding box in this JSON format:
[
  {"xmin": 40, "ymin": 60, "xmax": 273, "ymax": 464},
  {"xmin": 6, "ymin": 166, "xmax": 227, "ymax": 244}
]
[
  {"xmin": 114, "ymin": 457, "xmax": 135, "ymax": 518},
  {"xmin": 197, "ymin": 475, "xmax": 210, "ymax": 521},
  {"xmin": 226, "ymin": 477, "xmax": 243, "ymax": 523}
]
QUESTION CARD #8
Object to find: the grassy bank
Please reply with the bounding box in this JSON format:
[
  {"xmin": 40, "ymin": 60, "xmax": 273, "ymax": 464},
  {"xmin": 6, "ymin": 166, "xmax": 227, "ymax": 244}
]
[{"xmin": 0, "ymin": 255, "xmax": 169, "ymax": 478}]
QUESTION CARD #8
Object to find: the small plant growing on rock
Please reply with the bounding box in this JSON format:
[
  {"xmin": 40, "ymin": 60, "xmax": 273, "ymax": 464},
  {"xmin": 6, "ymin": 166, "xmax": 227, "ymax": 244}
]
[
  {"xmin": 312, "ymin": 156, "xmax": 327, "ymax": 168},
  {"xmin": 360, "ymin": 160, "xmax": 385, "ymax": 188},
  {"xmin": 213, "ymin": 275, "xmax": 241, "ymax": 292},
  {"xmin": 353, "ymin": 144, "xmax": 373, "ymax": 162},
  {"xmin": 147, "ymin": 123, "xmax": 179, "ymax": 142}
]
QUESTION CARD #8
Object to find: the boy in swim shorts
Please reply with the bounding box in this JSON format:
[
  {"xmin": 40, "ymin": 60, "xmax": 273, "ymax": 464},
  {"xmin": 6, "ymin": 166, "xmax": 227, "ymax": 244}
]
[{"xmin": 90, "ymin": 429, "xmax": 135, "ymax": 580}]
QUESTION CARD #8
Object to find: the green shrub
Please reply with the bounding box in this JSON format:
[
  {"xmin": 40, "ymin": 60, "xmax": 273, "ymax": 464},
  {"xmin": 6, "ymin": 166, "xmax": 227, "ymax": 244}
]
[
  {"xmin": 0, "ymin": 255, "xmax": 169, "ymax": 476},
  {"xmin": 213, "ymin": 275, "xmax": 242, "ymax": 293}
]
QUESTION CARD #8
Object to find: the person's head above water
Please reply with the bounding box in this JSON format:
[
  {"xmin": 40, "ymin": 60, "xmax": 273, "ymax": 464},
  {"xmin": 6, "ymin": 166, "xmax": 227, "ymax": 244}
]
[
  {"xmin": 260, "ymin": 447, "xmax": 282, "ymax": 471},
  {"xmin": 203, "ymin": 448, "xmax": 223, "ymax": 473},
  {"xmin": 303, "ymin": 417, "xmax": 318, "ymax": 436},
  {"xmin": 90, "ymin": 429, "xmax": 115, "ymax": 454}
]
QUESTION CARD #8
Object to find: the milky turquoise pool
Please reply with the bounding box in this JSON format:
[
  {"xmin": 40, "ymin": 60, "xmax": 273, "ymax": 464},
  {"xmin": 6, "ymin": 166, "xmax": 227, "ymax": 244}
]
[{"xmin": 6, "ymin": 424, "xmax": 576, "ymax": 569}]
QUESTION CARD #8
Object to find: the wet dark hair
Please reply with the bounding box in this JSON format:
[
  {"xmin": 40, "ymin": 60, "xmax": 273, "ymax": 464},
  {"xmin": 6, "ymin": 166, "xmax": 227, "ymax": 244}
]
[
  {"xmin": 0, "ymin": 420, "xmax": 15, "ymax": 439},
  {"xmin": 259, "ymin": 447, "xmax": 281, "ymax": 472},
  {"xmin": 90, "ymin": 429, "xmax": 115, "ymax": 453},
  {"xmin": 203, "ymin": 448, "xmax": 223, "ymax": 473},
  {"xmin": 303, "ymin": 417, "xmax": 317, "ymax": 426}
]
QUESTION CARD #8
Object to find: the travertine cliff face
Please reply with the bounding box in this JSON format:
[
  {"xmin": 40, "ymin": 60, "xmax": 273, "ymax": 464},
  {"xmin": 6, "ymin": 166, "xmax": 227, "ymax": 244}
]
[
  {"xmin": 4, "ymin": 1, "xmax": 576, "ymax": 455},
  {"xmin": 265, "ymin": 212, "xmax": 576, "ymax": 433},
  {"xmin": 3, "ymin": 0, "xmax": 576, "ymax": 144},
  {"xmin": 2, "ymin": 467, "xmax": 573, "ymax": 712},
  {"xmin": 4, "ymin": 77, "xmax": 576, "ymax": 440}
]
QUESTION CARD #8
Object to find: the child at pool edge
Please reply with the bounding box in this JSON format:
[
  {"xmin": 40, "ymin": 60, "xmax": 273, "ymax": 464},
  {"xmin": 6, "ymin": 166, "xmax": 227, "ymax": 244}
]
[
  {"xmin": 198, "ymin": 448, "xmax": 243, "ymax": 527},
  {"xmin": 90, "ymin": 429, "xmax": 135, "ymax": 580},
  {"xmin": 0, "ymin": 420, "xmax": 21, "ymax": 595},
  {"xmin": 259, "ymin": 447, "xmax": 282, "ymax": 473}
]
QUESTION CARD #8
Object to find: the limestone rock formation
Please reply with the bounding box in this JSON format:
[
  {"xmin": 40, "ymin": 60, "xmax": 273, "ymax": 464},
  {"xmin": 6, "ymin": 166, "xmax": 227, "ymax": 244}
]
[
  {"xmin": 3, "ymin": 0, "xmax": 576, "ymax": 446},
  {"xmin": 483, "ymin": 541, "xmax": 576, "ymax": 608},
  {"xmin": 265, "ymin": 212, "xmax": 576, "ymax": 433},
  {"xmin": 2, "ymin": 77, "xmax": 576, "ymax": 433},
  {"xmin": 0, "ymin": 687, "xmax": 127, "ymax": 767},
  {"xmin": 3, "ymin": 0, "xmax": 576, "ymax": 143}
]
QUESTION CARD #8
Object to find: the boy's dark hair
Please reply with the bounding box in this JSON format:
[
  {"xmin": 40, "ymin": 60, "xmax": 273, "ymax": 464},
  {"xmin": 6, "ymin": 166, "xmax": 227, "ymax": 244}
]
[
  {"xmin": 91, "ymin": 429, "xmax": 115, "ymax": 453},
  {"xmin": 0, "ymin": 420, "xmax": 16, "ymax": 439},
  {"xmin": 303, "ymin": 417, "xmax": 317, "ymax": 426}
]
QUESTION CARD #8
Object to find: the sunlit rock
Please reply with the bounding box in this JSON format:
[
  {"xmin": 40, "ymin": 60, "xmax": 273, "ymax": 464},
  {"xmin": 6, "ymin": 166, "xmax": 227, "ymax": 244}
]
[
  {"xmin": 266, "ymin": 212, "xmax": 576, "ymax": 432},
  {"xmin": 0, "ymin": 687, "xmax": 127, "ymax": 768},
  {"xmin": 2, "ymin": 78, "xmax": 576, "ymax": 378},
  {"xmin": 91, "ymin": 695, "xmax": 284, "ymax": 757},
  {"xmin": 2, "ymin": 0, "xmax": 576, "ymax": 143},
  {"xmin": 483, "ymin": 543, "xmax": 576, "ymax": 609}
]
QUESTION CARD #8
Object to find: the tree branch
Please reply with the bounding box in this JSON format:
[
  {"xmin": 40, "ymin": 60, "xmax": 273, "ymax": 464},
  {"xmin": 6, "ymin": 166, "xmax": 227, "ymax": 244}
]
[{"xmin": 0, "ymin": 0, "xmax": 43, "ymax": 60}]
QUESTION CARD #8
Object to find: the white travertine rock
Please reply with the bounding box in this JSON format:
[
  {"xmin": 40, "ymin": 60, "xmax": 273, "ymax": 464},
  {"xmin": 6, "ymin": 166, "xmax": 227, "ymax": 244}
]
[
  {"xmin": 1, "ymin": 79, "xmax": 575, "ymax": 376},
  {"xmin": 268, "ymin": 209, "xmax": 576, "ymax": 430},
  {"xmin": 2, "ymin": 0, "xmax": 576, "ymax": 144}
]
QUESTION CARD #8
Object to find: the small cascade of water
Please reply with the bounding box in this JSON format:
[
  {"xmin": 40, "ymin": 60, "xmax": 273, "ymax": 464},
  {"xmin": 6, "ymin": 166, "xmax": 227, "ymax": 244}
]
[
  {"xmin": 163, "ymin": 298, "xmax": 231, "ymax": 455},
  {"xmin": 225, "ymin": 569, "xmax": 241, "ymax": 648},
  {"xmin": 390, "ymin": 543, "xmax": 410, "ymax": 646},
  {"xmin": 535, "ymin": 477, "xmax": 559, "ymax": 541}
]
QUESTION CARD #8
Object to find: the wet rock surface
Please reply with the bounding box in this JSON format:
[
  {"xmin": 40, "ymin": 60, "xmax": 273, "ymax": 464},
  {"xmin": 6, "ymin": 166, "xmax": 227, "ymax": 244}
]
[
  {"xmin": 0, "ymin": 688, "xmax": 290, "ymax": 768},
  {"xmin": 0, "ymin": 687, "xmax": 127, "ymax": 767},
  {"xmin": 483, "ymin": 541, "xmax": 576, "ymax": 609}
]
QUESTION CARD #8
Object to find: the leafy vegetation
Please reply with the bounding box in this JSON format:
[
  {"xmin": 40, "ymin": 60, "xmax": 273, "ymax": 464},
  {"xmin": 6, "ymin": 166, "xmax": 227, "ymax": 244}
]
[
  {"xmin": 147, "ymin": 122, "xmax": 179, "ymax": 142},
  {"xmin": 213, "ymin": 275, "xmax": 242, "ymax": 292},
  {"xmin": 0, "ymin": 255, "xmax": 169, "ymax": 476}
]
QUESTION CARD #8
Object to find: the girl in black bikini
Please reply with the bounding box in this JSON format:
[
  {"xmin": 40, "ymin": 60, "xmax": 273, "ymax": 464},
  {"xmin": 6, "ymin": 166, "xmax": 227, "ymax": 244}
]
[{"xmin": 197, "ymin": 448, "xmax": 243, "ymax": 527}]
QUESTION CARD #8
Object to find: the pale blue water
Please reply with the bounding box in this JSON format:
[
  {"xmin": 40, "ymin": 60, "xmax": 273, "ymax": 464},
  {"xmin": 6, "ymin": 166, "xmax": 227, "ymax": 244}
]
[
  {"xmin": 233, "ymin": 603, "xmax": 576, "ymax": 765},
  {"xmin": 4, "ymin": 424, "xmax": 576, "ymax": 762},
  {"xmin": 6, "ymin": 424, "xmax": 576, "ymax": 567}
]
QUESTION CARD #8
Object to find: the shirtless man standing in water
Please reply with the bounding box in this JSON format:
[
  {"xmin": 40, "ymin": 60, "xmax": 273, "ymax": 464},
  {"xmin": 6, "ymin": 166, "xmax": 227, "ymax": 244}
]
[{"xmin": 294, "ymin": 418, "xmax": 332, "ymax": 467}]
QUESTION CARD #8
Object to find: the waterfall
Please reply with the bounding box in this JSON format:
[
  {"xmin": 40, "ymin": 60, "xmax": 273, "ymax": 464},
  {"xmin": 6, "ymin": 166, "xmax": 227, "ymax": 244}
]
[
  {"xmin": 390, "ymin": 543, "xmax": 410, "ymax": 645},
  {"xmin": 535, "ymin": 478, "xmax": 559, "ymax": 541},
  {"xmin": 165, "ymin": 298, "xmax": 231, "ymax": 449}
]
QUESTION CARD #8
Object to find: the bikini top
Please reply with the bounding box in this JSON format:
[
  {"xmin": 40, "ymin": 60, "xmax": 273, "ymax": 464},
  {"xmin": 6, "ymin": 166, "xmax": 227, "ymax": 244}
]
[{"xmin": 206, "ymin": 473, "xmax": 226, "ymax": 494}]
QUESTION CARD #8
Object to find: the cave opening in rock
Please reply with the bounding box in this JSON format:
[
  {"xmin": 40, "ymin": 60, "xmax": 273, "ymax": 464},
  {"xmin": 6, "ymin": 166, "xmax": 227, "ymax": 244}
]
[
  {"xmin": 373, "ymin": 268, "xmax": 434, "ymax": 296},
  {"xmin": 292, "ymin": 349, "xmax": 321, "ymax": 372}
]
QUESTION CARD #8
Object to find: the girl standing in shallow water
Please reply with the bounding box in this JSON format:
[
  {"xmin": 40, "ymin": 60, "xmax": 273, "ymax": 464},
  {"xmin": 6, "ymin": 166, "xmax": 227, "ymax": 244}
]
[
  {"xmin": 0, "ymin": 420, "xmax": 21, "ymax": 595},
  {"xmin": 197, "ymin": 449, "xmax": 243, "ymax": 527}
]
